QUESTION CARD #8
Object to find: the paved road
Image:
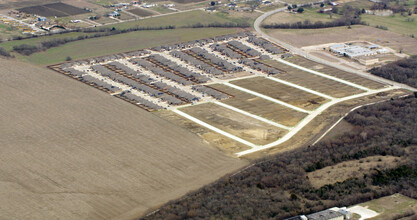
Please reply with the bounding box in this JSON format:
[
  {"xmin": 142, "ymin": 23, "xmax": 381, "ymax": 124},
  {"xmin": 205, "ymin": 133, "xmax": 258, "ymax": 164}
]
[{"xmin": 253, "ymin": 7, "xmax": 417, "ymax": 92}]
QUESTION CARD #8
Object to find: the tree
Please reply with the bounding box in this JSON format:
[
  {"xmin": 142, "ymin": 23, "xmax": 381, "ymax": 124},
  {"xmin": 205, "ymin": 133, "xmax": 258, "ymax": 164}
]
[
  {"xmin": 320, "ymin": 3, "xmax": 325, "ymax": 7},
  {"xmin": 66, "ymin": 56, "xmax": 72, "ymax": 61},
  {"xmin": 211, "ymin": 1, "xmax": 216, "ymax": 6},
  {"xmin": 292, "ymin": 4, "xmax": 297, "ymax": 8},
  {"xmin": 297, "ymin": 7, "xmax": 304, "ymax": 13},
  {"xmin": 288, "ymin": 5, "xmax": 292, "ymax": 10}
]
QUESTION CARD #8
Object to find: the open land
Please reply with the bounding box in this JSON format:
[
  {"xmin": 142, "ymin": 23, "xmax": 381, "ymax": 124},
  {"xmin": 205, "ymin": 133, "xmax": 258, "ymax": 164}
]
[
  {"xmin": 266, "ymin": 25, "xmax": 417, "ymax": 55},
  {"xmin": 286, "ymin": 55, "xmax": 386, "ymax": 89},
  {"xmin": 262, "ymin": 59, "xmax": 366, "ymax": 97},
  {"xmin": 128, "ymin": 8, "xmax": 157, "ymax": 17},
  {"xmin": 17, "ymin": 3, "xmax": 87, "ymax": 17},
  {"xmin": 208, "ymin": 83, "xmax": 308, "ymax": 127},
  {"xmin": 308, "ymin": 155, "xmax": 401, "ymax": 188},
  {"xmin": 180, "ymin": 103, "xmax": 288, "ymax": 145},
  {"xmin": 351, "ymin": 194, "xmax": 417, "ymax": 220},
  {"xmin": 0, "ymin": 58, "xmax": 247, "ymax": 220},
  {"xmin": 230, "ymin": 76, "xmax": 330, "ymax": 111}
]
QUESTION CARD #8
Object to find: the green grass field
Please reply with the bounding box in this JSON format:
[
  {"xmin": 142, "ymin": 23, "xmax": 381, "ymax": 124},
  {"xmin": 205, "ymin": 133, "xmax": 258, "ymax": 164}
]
[
  {"xmin": 150, "ymin": 6, "xmax": 174, "ymax": 14},
  {"xmin": 263, "ymin": 7, "xmax": 339, "ymax": 25},
  {"xmin": 101, "ymin": 10, "xmax": 238, "ymax": 29},
  {"xmin": 18, "ymin": 28, "xmax": 241, "ymax": 65},
  {"xmin": 362, "ymin": 14, "xmax": 417, "ymax": 36}
]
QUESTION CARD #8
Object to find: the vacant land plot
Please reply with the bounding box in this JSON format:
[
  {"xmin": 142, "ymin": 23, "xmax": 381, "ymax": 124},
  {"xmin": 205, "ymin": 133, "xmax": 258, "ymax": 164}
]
[
  {"xmin": 354, "ymin": 194, "xmax": 417, "ymax": 220},
  {"xmin": 156, "ymin": 110, "xmax": 252, "ymax": 155},
  {"xmin": 209, "ymin": 84, "xmax": 307, "ymax": 127},
  {"xmin": 263, "ymin": 8, "xmax": 338, "ymax": 25},
  {"xmin": 0, "ymin": 59, "xmax": 246, "ymax": 220},
  {"xmin": 18, "ymin": 3, "xmax": 87, "ymax": 17},
  {"xmin": 361, "ymin": 14, "xmax": 417, "ymax": 37},
  {"xmin": 231, "ymin": 77, "xmax": 330, "ymax": 111},
  {"xmin": 128, "ymin": 8, "xmax": 157, "ymax": 17},
  {"xmin": 308, "ymin": 155, "xmax": 400, "ymax": 188},
  {"xmin": 267, "ymin": 25, "xmax": 417, "ymax": 55},
  {"xmin": 262, "ymin": 59, "xmax": 365, "ymax": 98},
  {"xmin": 287, "ymin": 55, "xmax": 386, "ymax": 89},
  {"xmin": 181, "ymin": 103, "xmax": 288, "ymax": 145},
  {"xmin": 19, "ymin": 28, "xmax": 242, "ymax": 65}
]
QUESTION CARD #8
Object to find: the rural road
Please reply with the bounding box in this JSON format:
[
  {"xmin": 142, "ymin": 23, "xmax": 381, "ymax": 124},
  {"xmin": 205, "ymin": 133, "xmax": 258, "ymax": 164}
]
[{"xmin": 253, "ymin": 6, "xmax": 417, "ymax": 92}]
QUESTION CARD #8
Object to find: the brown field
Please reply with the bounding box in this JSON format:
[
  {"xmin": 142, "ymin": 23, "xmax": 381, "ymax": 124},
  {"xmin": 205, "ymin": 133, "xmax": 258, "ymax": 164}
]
[
  {"xmin": 0, "ymin": 58, "xmax": 247, "ymax": 220},
  {"xmin": 308, "ymin": 155, "xmax": 400, "ymax": 188},
  {"xmin": 180, "ymin": 103, "xmax": 288, "ymax": 145},
  {"xmin": 17, "ymin": 3, "xmax": 87, "ymax": 17},
  {"xmin": 355, "ymin": 194, "xmax": 417, "ymax": 220},
  {"xmin": 267, "ymin": 25, "xmax": 417, "ymax": 55},
  {"xmin": 171, "ymin": 0, "xmax": 206, "ymax": 3},
  {"xmin": 155, "ymin": 110, "xmax": 252, "ymax": 155},
  {"xmin": 231, "ymin": 77, "xmax": 330, "ymax": 111},
  {"xmin": 286, "ymin": 55, "xmax": 386, "ymax": 90},
  {"xmin": 128, "ymin": 8, "xmax": 156, "ymax": 17},
  {"xmin": 262, "ymin": 59, "xmax": 365, "ymax": 98},
  {"xmin": 209, "ymin": 83, "xmax": 307, "ymax": 127}
]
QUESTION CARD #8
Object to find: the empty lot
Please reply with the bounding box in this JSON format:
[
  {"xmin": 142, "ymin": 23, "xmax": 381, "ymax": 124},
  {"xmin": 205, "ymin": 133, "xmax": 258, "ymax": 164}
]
[
  {"xmin": 261, "ymin": 59, "xmax": 365, "ymax": 98},
  {"xmin": 180, "ymin": 103, "xmax": 288, "ymax": 145},
  {"xmin": 231, "ymin": 77, "xmax": 330, "ymax": 111},
  {"xmin": 209, "ymin": 84, "xmax": 307, "ymax": 127},
  {"xmin": 0, "ymin": 59, "xmax": 246, "ymax": 220}
]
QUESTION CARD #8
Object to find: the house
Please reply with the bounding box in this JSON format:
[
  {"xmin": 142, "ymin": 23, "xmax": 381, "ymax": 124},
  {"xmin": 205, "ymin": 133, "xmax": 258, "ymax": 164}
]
[
  {"xmin": 329, "ymin": 1, "xmax": 339, "ymax": 6},
  {"xmin": 37, "ymin": 17, "xmax": 47, "ymax": 22},
  {"xmin": 109, "ymin": 11, "xmax": 120, "ymax": 17},
  {"xmin": 306, "ymin": 210, "xmax": 344, "ymax": 220},
  {"xmin": 320, "ymin": 8, "xmax": 332, "ymax": 13}
]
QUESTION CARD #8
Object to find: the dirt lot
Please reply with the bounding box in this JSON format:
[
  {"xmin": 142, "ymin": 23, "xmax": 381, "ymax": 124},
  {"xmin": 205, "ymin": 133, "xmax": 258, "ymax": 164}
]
[
  {"xmin": 267, "ymin": 25, "xmax": 417, "ymax": 55},
  {"xmin": 262, "ymin": 59, "xmax": 365, "ymax": 98},
  {"xmin": 209, "ymin": 84, "xmax": 307, "ymax": 127},
  {"xmin": 231, "ymin": 77, "xmax": 330, "ymax": 111},
  {"xmin": 18, "ymin": 3, "xmax": 87, "ymax": 17},
  {"xmin": 180, "ymin": 103, "xmax": 288, "ymax": 145},
  {"xmin": 128, "ymin": 8, "xmax": 157, "ymax": 17},
  {"xmin": 286, "ymin": 55, "xmax": 386, "ymax": 90},
  {"xmin": 0, "ymin": 58, "xmax": 247, "ymax": 220},
  {"xmin": 308, "ymin": 155, "xmax": 400, "ymax": 188},
  {"xmin": 156, "ymin": 110, "xmax": 252, "ymax": 155}
]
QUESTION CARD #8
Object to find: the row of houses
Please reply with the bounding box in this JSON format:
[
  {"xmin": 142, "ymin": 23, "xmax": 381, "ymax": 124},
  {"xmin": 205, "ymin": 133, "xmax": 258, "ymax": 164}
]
[
  {"xmin": 170, "ymin": 50, "xmax": 224, "ymax": 75},
  {"xmin": 192, "ymin": 85, "xmax": 230, "ymax": 100},
  {"xmin": 189, "ymin": 47, "xmax": 242, "ymax": 73},
  {"xmin": 240, "ymin": 58, "xmax": 281, "ymax": 75},
  {"xmin": 247, "ymin": 36, "xmax": 285, "ymax": 54}
]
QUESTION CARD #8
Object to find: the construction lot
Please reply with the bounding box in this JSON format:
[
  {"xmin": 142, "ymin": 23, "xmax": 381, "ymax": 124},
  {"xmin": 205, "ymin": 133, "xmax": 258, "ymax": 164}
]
[{"xmin": 49, "ymin": 32, "xmax": 402, "ymax": 157}]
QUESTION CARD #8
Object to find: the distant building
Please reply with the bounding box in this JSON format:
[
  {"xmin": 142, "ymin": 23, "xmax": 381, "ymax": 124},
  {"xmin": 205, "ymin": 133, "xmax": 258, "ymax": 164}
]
[
  {"xmin": 306, "ymin": 210, "xmax": 344, "ymax": 220},
  {"xmin": 320, "ymin": 8, "xmax": 332, "ymax": 13},
  {"xmin": 329, "ymin": 44, "xmax": 377, "ymax": 58},
  {"xmin": 109, "ymin": 11, "xmax": 120, "ymax": 17}
]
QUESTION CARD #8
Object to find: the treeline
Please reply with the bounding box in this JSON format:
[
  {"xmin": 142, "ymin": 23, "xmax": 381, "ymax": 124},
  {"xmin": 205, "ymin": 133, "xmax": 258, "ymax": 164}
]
[
  {"xmin": 9, "ymin": 22, "xmax": 248, "ymax": 56},
  {"xmin": 370, "ymin": 2, "xmax": 409, "ymax": 13},
  {"xmin": 0, "ymin": 47, "xmax": 12, "ymax": 57},
  {"xmin": 263, "ymin": 5, "xmax": 365, "ymax": 29},
  {"xmin": 185, "ymin": 22, "xmax": 251, "ymax": 28},
  {"xmin": 143, "ymin": 96, "xmax": 417, "ymax": 220},
  {"xmin": 263, "ymin": 17, "xmax": 364, "ymax": 29},
  {"xmin": 369, "ymin": 56, "xmax": 417, "ymax": 88},
  {"xmin": 12, "ymin": 26, "xmax": 176, "ymax": 56}
]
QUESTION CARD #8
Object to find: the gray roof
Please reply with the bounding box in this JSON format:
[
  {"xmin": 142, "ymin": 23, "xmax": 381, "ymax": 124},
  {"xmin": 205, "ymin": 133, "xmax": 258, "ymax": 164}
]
[{"xmin": 306, "ymin": 210, "xmax": 344, "ymax": 220}]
